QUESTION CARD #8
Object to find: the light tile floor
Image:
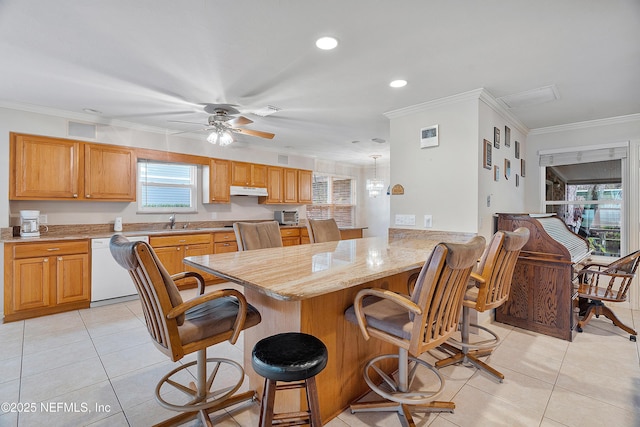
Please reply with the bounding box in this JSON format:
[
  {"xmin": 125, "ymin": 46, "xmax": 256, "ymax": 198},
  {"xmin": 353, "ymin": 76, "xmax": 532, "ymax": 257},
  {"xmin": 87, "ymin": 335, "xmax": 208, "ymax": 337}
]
[{"xmin": 1, "ymin": 287, "xmax": 639, "ymax": 427}]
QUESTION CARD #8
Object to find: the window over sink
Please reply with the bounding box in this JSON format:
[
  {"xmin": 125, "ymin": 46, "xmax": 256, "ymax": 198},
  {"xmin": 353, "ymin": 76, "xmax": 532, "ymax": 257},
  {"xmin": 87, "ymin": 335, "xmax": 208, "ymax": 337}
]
[
  {"xmin": 307, "ymin": 173, "xmax": 355, "ymax": 227},
  {"xmin": 137, "ymin": 160, "xmax": 198, "ymax": 213}
]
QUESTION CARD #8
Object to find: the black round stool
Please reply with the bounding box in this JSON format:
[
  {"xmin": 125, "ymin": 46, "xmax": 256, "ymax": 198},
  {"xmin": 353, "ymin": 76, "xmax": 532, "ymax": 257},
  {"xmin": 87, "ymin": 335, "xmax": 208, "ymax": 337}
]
[{"xmin": 252, "ymin": 332, "xmax": 328, "ymax": 427}]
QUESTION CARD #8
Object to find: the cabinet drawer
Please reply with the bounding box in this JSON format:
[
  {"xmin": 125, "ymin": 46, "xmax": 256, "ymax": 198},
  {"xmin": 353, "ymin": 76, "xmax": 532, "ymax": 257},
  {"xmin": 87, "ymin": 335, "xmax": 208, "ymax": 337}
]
[
  {"xmin": 149, "ymin": 233, "xmax": 212, "ymax": 247},
  {"xmin": 214, "ymin": 231, "xmax": 236, "ymax": 243},
  {"xmin": 280, "ymin": 228, "xmax": 300, "ymax": 238},
  {"xmin": 13, "ymin": 240, "xmax": 89, "ymax": 259},
  {"xmin": 214, "ymin": 241, "xmax": 238, "ymax": 253}
]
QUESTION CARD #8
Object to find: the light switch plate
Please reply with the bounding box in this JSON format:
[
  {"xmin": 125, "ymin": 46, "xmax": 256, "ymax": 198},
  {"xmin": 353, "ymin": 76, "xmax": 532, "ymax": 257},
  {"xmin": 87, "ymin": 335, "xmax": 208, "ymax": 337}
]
[{"xmin": 424, "ymin": 215, "xmax": 432, "ymax": 228}]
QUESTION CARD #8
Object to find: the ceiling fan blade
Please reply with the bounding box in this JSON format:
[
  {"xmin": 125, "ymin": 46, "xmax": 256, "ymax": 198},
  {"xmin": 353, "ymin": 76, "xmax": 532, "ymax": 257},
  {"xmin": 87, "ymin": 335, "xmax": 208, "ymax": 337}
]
[
  {"xmin": 233, "ymin": 128, "xmax": 275, "ymax": 139},
  {"xmin": 227, "ymin": 115, "xmax": 253, "ymax": 126}
]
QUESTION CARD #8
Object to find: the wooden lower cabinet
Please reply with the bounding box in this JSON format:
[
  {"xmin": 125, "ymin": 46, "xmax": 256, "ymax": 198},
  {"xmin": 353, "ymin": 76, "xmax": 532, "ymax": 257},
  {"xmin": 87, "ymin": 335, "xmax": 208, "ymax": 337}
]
[
  {"xmin": 280, "ymin": 228, "xmax": 300, "ymax": 246},
  {"xmin": 149, "ymin": 234, "xmax": 215, "ymax": 288},
  {"xmin": 4, "ymin": 240, "xmax": 90, "ymax": 322},
  {"xmin": 339, "ymin": 228, "xmax": 363, "ymax": 240}
]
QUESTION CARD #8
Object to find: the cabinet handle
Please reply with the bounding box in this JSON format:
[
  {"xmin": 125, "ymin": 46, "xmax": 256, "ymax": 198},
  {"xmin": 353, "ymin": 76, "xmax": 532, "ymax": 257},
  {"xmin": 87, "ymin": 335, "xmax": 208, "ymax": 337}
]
[
  {"xmin": 73, "ymin": 194, "xmax": 78, "ymax": 198},
  {"xmin": 86, "ymin": 194, "xmax": 91, "ymax": 198},
  {"xmin": 47, "ymin": 248, "xmax": 60, "ymax": 251},
  {"xmin": 176, "ymin": 247, "xmax": 181, "ymax": 251},
  {"xmin": 223, "ymin": 243, "xmax": 230, "ymax": 246},
  {"xmin": 43, "ymin": 259, "xmax": 48, "ymax": 263},
  {"xmin": 179, "ymin": 239, "xmax": 186, "ymax": 243},
  {"xmin": 58, "ymin": 257, "xmax": 63, "ymax": 261}
]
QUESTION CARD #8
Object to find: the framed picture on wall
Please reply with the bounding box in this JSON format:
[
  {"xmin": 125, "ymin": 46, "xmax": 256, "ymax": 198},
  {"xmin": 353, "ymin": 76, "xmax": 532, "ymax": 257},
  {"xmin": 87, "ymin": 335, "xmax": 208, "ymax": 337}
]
[
  {"xmin": 521, "ymin": 159, "xmax": 526, "ymax": 177},
  {"xmin": 494, "ymin": 165, "xmax": 500, "ymax": 181},
  {"xmin": 516, "ymin": 174, "xmax": 520, "ymax": 187},
  {"xmin": 505, "ymin": 126, "xmax": 511, "ymax": 147},
  {"xmin": 504, "ymin": 159, "xmax": 511, "ymax": 180},
  {"xmin": 515, "ymin": 140, "xmax": 520, "ymax": 159},
  {"xmin": 494, "ymin": 127, "xmax": 500, "ymax": 149},
  {"xmin": 483, "ymin": 139, "xmax": 492, "ymax": 169}
]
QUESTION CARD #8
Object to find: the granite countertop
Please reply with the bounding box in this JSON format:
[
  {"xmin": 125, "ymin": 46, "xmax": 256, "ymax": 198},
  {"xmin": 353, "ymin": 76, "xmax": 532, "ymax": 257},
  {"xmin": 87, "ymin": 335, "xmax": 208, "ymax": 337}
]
[
  {"xmin": 1, "ymin": 222, "xmax": 367, "ymax": 243},
  {"xmin": 184, "ymin": 236, "xmax": 435, "ymax": 301}
]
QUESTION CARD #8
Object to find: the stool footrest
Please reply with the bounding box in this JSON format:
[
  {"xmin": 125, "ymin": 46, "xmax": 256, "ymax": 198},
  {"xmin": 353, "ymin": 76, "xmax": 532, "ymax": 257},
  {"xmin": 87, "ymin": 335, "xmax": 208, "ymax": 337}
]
[
  {"xmin": 275, "ymin": 381, "xmax": 305, "ymax": 391},
  {"xmin": 272, "ymin": 411, "xmax": 312, "ymax": 426}
]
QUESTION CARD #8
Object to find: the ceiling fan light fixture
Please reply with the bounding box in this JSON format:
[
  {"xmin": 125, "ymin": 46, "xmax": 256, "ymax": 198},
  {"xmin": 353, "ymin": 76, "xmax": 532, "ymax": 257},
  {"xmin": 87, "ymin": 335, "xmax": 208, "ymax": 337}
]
[
  {"xmin": 316, "ymin": 36, "xmax": 338, "ymax": 50},
  {"xmin": 206, "ymin": 129, "xmax": 234, "ymax": 146}
]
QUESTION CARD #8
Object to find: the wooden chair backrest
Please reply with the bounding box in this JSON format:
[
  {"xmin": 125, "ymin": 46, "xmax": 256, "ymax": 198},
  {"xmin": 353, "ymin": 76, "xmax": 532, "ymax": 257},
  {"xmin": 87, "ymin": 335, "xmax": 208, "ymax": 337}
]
[
  {"xmin": 473, "ymin": 227, "xmax": 530, "ymax": 312},
  {"xmin": 110, "ymin": 234, "xmax": 184, "ymax": 361},
  {"xmin": 584, "ymin": 249, "xmax": 640, "ymax": 301},
  {"xmin": 307, "ymin": 218, "xmax": 342, "ymax": 243},
  {"xmin": 409, "ymin": 236, "xmax": 486, "ymax": 356},
  {"xmin": 233, "ymin": 221, "xmax": 283, "ymax": 251}
]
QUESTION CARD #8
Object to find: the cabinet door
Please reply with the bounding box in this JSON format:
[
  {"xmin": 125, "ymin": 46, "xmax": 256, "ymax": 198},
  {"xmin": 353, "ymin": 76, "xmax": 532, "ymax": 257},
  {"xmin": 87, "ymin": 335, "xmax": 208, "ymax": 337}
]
[
  {"xmin": 298, "ymin": 170, "xmax": 313, "ymax": 204},
  {"xmin": 231, "ymin": 162, "xmax": 252, "ymax": 186},
  {"xmin": 11, "ymin": 134, "xmax": 80, "ymax": 199},
  {"xmin": 209, "ymin": 159, "xmax": 230, "ymax": 203},
  {"xmin": 84, "ymin": 144, "xmax": 136, "ymax": 201},
  {"xmin": 56, "ymin": 254, "xmax": 90, "ymax": 304},
  {"xmin": 153, "ymin": 246, "xmax": 185, "ymax": 276},
  {"xmin": 251, "ymin": 164, "xmax": 267, "ymax": 187},
  {"xmin": 214, "ymin": 241, "xmax": 238, "ymax": 253},
  {"xmin": 284, "ymin": 168, "xmax": 298, "ymax": 203},
  {"xmin": 282, "ymin": 237, "xmax": 300, "ymax": 246},
  {"xmin": 12, "ymin": 257, "xmax": 51, "ymax": 312},
  {"xmin": 184, "ymin": 243, "xmax": 215, "ymax": 282},
  {"xmin": 265, "ymin": 166, "xmax": 283, "ymax": 204}
]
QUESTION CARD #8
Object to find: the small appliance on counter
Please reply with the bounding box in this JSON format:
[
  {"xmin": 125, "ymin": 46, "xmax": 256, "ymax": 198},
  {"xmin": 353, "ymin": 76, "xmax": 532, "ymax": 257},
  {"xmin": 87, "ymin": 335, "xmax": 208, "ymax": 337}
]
[
  {"xmin": 20, "ymin": 210, "xmax": 41, "ymax": 238},
  {"xmin": 274, "ymin": 210, "xmax": 299, "ymax": 225}
]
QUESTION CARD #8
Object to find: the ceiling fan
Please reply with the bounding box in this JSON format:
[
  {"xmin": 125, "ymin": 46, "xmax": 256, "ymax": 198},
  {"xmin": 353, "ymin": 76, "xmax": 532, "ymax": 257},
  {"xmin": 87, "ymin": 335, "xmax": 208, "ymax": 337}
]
[{"xmin": 171, "ymin": 104, "xmax": 275, "ymax": 146}]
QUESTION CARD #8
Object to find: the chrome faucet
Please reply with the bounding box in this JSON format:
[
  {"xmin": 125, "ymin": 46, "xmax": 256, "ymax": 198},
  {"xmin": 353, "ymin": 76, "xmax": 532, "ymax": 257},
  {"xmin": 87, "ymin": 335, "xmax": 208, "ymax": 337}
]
[{"xmin": 169, "ymin": 213, "xmax": 176, "ymax": 229}]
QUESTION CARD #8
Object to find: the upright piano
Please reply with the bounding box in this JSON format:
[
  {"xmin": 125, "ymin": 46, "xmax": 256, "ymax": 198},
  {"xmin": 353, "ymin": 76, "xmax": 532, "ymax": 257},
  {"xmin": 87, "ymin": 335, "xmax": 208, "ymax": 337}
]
[{"xmin": 496, "ymin": 213, "xmax": 591, "ymax": 341}]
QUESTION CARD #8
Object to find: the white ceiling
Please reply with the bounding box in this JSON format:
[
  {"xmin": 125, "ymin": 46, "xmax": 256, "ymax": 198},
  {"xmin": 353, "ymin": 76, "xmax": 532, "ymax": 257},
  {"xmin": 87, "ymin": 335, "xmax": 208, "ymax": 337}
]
[{"xmin": 1, "ymin": 0, "xmax": 639, "ymax": 165}]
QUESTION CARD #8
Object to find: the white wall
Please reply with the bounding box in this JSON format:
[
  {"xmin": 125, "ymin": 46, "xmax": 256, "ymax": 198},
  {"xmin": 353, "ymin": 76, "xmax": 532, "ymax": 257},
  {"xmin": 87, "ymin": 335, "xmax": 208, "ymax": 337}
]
[{"xmin": 477, "ymin": 98, "xmax": 527, "ymax": 237}]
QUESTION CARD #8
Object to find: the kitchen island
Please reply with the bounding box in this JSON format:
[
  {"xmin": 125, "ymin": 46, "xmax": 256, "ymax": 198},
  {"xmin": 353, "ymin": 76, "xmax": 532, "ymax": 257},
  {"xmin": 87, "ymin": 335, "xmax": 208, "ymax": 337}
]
[{"xmin": 184, "ymin": 236, "xmax": 442, "ymax": 423}]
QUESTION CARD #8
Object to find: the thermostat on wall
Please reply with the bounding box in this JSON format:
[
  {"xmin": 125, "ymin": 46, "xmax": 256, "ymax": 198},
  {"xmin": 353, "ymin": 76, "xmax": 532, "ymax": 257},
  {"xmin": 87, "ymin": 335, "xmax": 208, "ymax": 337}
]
[{"xmin": 420, "ymin": 125, "xmax": 438, "ymax": 148}]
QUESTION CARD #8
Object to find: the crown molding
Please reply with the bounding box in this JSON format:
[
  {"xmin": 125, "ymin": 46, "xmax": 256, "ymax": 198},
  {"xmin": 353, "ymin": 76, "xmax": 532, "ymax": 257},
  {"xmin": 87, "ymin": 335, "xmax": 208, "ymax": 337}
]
[
  {"xmin": 529, "ymin": 113, "xmax": 640, "ymax": 135},
  {"xmin": 384, "ymin": 88, "xmax": 529, "ymax": 135},
  {"xmin": 384, "ymin": 88, "xmax": 485, "ymax": 119}
]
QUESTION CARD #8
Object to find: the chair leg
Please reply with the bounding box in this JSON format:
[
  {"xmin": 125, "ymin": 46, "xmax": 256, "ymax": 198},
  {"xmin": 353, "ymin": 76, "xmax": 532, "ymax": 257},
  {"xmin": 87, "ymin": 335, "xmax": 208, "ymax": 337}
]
[
  {"xmin": 350, "ymin": 349, "xmax": 454, "ymax": 425},
  {"xmin": 579, "ymin": 301, "xmax": 638, "ymax": 336},
  {"xmin": 305, "ymin": 377, "xmax": 322, "ymax": 427},
  {"xmin": 258, "ymin": 378, "xmax": 277, "ymax": 427},
  {"xmin": 435, "ymin": 306, "xmax": 504, "ymax": 382}
]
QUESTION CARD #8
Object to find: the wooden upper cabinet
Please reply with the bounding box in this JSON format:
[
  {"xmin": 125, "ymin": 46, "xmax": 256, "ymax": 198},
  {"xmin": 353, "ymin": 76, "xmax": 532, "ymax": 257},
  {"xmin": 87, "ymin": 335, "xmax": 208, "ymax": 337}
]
[
  {"xmin": 205, "ymin": 158, "xmax": 231, "ymax": 203},
  {"xmin": 10, "ymin": 133, "xmax": 136, "ymax": 201},
  {"xmin": 298, "ymin": 169, "xmax": 312, "ymax": 204},
  {"xmin": 264, "ymin": 166, "xmax": 284, "ymax": 204},
  {"xmin": 84, "ymin": 143, "xmax": 136, "ymax": 201},
  {"xmin": 231, "ymin": 161, "xmax": 267, "ymax": 187},
  {"xmin": 11, "ymin": 133, "xmax": 81, "ymax": 199},
  {"xmin": 283, "ymin": 168, "xmax": 298, "ymax": 203}
]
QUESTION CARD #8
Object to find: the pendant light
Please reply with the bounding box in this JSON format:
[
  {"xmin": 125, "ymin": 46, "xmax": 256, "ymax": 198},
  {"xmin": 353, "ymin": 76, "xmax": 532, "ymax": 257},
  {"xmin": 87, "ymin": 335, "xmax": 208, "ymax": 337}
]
[{"xmin": 366, "ymin": 155, "xmax": 385, "ymax": 198}]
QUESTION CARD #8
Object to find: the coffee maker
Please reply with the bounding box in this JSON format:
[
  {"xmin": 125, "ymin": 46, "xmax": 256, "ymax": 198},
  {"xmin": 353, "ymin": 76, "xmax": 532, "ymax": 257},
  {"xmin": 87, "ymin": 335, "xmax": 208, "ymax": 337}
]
[{"xmin": 20, "ymin": 210, "xmax": 41, "ymax": 238}]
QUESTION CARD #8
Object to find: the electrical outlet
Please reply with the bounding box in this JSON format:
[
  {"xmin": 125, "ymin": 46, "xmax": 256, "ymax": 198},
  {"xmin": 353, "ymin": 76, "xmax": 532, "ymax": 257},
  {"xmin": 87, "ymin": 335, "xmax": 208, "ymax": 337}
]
[
  {"xmin": 395, "ymin": 214, "xmax": 416, "ymax": 226},
  {"xmin": 424, "ymin": 215, "xmax": 432, "ymax": 228},
  {"xmin": 39, "ymin": 214, "xmax": 48, "ymax": 224}
]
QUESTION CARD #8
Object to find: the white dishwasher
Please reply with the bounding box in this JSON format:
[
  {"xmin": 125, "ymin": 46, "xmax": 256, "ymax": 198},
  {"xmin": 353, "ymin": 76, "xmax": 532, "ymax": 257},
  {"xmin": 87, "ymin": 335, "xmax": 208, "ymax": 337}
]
[{"xmin": 91, "ymin": 235, "xmax": 149, "ymax": 304}]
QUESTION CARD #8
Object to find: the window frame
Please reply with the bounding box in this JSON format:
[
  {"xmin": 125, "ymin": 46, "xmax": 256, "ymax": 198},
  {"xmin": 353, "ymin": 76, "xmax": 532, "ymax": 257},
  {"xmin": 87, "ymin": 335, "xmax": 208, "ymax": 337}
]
[
  {"xmin": 137, "ymin": 160, "xmax": 198, "ymax": 214},
  {"xmin": 307, "ymin": 173, "xmax": 356, "ymax": 227}
]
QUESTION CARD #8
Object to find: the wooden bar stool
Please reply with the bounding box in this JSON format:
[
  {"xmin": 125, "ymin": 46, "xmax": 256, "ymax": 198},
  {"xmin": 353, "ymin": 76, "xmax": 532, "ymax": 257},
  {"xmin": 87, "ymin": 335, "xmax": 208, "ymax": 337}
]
[{"xmin": 252, "ymin": 332, "xmax": 328, "ymax": 427}]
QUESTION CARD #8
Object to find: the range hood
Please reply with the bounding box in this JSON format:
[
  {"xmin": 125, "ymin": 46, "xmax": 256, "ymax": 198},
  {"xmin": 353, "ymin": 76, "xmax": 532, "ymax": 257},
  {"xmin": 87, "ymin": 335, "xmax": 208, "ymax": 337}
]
[{"xmin": 230, "ymin": 185, "xmax": 268, "ymax": 197}]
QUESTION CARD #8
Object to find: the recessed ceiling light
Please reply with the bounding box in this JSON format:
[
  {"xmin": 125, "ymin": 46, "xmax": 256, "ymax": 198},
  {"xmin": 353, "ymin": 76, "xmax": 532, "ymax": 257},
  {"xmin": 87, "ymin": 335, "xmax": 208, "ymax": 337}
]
[
  {"xmin": 316, "ymin": 36, "xmax": 338, "ymax": 50},
  {"xmin": 389, "ymin": 80, "xmax": 407, "ymax": 88}
]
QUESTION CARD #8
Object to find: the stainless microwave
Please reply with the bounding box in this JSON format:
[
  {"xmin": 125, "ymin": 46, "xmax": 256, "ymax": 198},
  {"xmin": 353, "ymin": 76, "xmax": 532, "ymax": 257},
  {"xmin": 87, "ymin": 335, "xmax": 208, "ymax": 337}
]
[{"xmin": 274, "ymin": 210, "xmax": 299, "ymax": 225}]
